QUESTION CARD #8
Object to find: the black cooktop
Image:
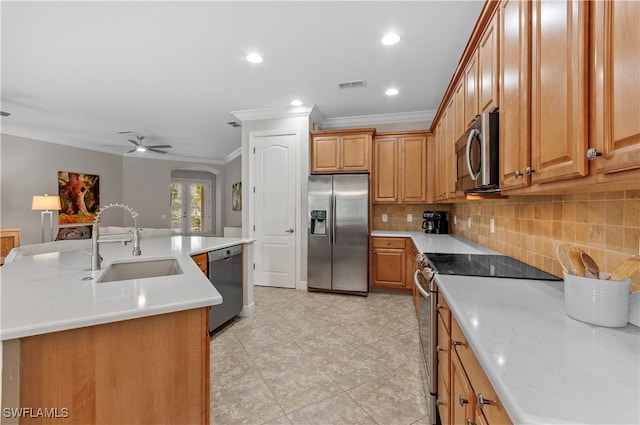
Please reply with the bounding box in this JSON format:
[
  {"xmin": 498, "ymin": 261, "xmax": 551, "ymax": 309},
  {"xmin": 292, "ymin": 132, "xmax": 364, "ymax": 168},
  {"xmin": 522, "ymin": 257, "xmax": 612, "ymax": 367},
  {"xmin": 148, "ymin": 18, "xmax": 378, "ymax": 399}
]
[{"xmin": 424, "ymin": 253, "xmax": 561, "ymax": 281}]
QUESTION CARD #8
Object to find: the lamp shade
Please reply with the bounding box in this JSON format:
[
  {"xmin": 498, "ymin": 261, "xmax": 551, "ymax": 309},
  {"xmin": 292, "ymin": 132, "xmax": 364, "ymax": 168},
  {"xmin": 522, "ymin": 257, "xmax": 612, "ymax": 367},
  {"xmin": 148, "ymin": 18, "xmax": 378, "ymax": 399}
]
[{"xmin": 32, "ymin": 194, "xmax": 62, "ymax": 211}]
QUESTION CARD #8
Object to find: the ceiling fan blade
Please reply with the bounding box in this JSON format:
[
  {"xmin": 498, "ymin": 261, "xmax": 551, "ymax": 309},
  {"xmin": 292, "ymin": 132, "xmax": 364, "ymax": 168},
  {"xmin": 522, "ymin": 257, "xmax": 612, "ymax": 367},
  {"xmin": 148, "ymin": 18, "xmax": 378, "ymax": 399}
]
[
  {"xmin": 126, "ymin": 148, "xmax": 137, "ymax": 153},
  {"xmin": 128, "ymin": 139, "xmax": 141, "ymax": 146},
  {"xmin": 148, "ymin": 148, "xmax": 168, "ymax": 154},
  {"xmin": 146, "ymin": 144, "xmax": 172, "ymax": 149},
  {"xmin": 117, "ymin": 130, "xmax": 136, "ymax": 135}
]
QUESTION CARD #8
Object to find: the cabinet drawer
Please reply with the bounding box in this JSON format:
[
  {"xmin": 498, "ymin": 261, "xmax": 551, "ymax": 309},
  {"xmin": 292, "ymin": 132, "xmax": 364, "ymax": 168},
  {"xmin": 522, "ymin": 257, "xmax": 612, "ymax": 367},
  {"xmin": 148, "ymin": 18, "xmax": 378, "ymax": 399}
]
[
  {"xmin": 437, "ymin": 314, "xmax": 451, "ymax": 390},
  {"xmin": 452, "ymin": 317, "xmax": 512, "ymax": 425},
  {"xmin": 372, "ymin": 237, "xmax": 406, "ymax": 249}
]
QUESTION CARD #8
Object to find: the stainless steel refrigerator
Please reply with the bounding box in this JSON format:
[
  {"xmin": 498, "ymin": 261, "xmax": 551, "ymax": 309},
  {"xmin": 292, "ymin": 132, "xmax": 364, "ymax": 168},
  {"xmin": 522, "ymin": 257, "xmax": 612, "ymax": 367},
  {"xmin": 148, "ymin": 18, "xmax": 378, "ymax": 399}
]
[{"xmin": 308, "ymin": 174, "xmax": 369, "ymax": 294}]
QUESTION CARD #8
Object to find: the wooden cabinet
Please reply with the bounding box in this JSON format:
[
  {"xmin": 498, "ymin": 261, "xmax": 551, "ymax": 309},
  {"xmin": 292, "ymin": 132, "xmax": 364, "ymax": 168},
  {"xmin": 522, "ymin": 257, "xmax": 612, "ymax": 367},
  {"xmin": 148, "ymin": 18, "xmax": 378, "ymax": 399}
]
[
  {"xmin": 370, "ymin": 237, "xmax": 415, "ymax": 290},
  {"xmin": 436, "ymin": 285, "xmax": 512, "ymax": 425},
  {"xmin": 1, "ymin": 228, "xmax": 20, "ymax": 265},
  {"xmin": 530, "ymin": 0, "xmax": 589, "ymax": 185},
  {"xmin": 191, "ymin": 252, "xmax": 208, "ymax": 275},
  {"xmin": 13, "ymin": 308, "xmax": 210, "ymax": 425},
  {"xmin": 464, "ymin": 51, "xmax": 480, "ymax": 128},
  {"xmin": 449, "ymin": 301, "xmax": 513, "ymax": 425},
  {"xmin": 590, "ymin": 0, "xmax": 640, "ymax": 175},
  {"xmin": 499, "ymin": 0, "xmax": 531, "ymax": 191},
  {"xmin": 311, "ymin": 129, "xmax": 374, "ymax": 174},
  {"xmin": 373, "ymin": 132, "xmax": 427, "ymax": 203},
  {"xmin": 478, "ymin": 10, "xmax": 499, "ymax": 114},
  {"xmin": 371, "ymin": 237, "xmax": 407, "ymax": 289}
]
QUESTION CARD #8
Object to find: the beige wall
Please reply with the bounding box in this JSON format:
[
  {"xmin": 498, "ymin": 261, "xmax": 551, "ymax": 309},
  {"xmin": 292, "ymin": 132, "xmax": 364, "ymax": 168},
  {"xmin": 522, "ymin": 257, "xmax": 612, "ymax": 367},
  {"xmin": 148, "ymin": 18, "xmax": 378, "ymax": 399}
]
[
  {"xmin": 451, "ymin": 191, "xmax": 640, "ymax": 278},
  {"xmin": 372, "ymin": 204, "xmax": 451, "ymax": 232},
  {"xmin": 1, "ymin": 133, "xmax": 234, "ymax": 244}
]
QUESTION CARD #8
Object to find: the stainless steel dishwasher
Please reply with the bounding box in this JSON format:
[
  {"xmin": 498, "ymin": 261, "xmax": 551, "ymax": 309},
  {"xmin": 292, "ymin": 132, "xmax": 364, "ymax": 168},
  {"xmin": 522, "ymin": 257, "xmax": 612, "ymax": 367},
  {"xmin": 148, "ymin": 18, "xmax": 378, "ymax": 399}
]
[{"xmin": 208, "ymin": 245, "xmax": 243, "ymax": 333}]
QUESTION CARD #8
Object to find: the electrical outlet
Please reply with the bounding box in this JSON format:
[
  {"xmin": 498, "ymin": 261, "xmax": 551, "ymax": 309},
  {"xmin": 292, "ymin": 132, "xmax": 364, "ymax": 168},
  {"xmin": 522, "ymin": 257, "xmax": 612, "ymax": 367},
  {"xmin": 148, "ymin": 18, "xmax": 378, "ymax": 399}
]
[
  {"xmin": 382, "ymin": 214, "xmax": 388, "ymax": 223},
  {"xmin": 160, "ymin": 214, "xmax": 167, "ymax": 220},
  {"xmin": 407, "ymin": 214, "xmax": 413, "ymax": 222},
  {"xmin": 490, "ymin": 218, "xmax": 495, "ymax": 233},
  {"xmin": 467, "ymin": 217, "xmax": 472, "ymax": 228},
  {"xmin": 454, "ymin": 215, "xmax": 457, "ymax": 225}
]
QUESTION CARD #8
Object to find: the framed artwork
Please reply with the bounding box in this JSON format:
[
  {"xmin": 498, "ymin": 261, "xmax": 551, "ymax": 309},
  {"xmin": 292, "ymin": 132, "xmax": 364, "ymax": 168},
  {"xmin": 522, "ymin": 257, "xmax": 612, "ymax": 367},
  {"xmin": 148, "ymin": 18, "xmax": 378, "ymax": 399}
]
[
  {"xmin": 58, "ymin": 171, "xmax": 100, "ymax": 224},
  {"xmin": 232, "ymin": 182, "xmax": 242, "ymax": 211}
]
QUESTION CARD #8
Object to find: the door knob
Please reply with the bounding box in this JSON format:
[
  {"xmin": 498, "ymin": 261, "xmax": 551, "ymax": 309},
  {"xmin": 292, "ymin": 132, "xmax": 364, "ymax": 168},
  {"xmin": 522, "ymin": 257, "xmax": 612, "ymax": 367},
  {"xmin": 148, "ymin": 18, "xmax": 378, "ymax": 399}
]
[{"xmin": 285, "ymin": 229, "xmax": 295, "ymax": 233}]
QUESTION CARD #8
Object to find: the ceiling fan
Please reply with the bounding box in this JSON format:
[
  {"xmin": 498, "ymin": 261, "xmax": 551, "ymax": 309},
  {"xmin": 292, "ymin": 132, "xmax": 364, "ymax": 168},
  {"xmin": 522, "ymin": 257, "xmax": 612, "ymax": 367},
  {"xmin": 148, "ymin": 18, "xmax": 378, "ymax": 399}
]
[{"xmin": 117, "ymin": 131, "xmax": 172, "ymax": 154}]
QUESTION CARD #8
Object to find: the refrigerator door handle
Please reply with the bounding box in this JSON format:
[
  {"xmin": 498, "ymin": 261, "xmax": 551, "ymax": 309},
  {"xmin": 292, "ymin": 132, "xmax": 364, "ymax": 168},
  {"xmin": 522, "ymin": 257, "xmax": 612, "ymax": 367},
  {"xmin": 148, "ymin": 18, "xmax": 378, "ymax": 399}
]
[
  {"xmin": 328, "ymin": 195, "xmax": 333, "ymax": 245},
  {"xmin": 332, "ymin": 195, "xmax": 337, "ymax": 245}
]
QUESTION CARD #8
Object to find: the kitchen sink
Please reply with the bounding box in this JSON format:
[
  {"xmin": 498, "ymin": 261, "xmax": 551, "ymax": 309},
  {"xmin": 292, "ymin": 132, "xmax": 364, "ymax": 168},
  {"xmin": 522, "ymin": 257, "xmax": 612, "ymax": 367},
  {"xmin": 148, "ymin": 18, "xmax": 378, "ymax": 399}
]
[{"xmin": 96, "ymin": 258, "xmax": 183, "ymax": 283}]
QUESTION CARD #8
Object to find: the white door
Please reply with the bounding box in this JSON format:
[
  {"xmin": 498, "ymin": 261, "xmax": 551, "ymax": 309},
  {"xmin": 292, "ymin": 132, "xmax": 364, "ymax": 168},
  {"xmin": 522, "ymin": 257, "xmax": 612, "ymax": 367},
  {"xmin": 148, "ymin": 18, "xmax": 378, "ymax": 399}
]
[{"xmin": 252, "ymin": 133, "xmax": 296, "ymax": 288}]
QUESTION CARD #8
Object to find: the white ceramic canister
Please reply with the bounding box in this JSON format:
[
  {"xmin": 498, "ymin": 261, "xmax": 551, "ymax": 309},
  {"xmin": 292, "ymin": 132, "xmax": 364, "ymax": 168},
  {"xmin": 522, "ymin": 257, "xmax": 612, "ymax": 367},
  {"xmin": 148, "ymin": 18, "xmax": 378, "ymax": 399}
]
[{"xmin": 563, "ymin": 272, "xmax": 631, "ymax": 327}]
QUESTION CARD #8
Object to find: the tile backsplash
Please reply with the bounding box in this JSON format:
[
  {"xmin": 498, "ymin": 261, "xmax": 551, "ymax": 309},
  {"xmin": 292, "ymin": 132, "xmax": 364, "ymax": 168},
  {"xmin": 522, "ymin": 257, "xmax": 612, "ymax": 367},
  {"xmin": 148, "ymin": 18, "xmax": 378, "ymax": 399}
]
[
  {"xmin": 372, "ymin": 204, "xmax": 451, "ymax": 232},
  {"xmin": 372, "ymin": 191, "xmax": 639, "ymax": 278},
  {"xmin": 452, "ymin": 191, "xmax": 639, "ymax": 277}
]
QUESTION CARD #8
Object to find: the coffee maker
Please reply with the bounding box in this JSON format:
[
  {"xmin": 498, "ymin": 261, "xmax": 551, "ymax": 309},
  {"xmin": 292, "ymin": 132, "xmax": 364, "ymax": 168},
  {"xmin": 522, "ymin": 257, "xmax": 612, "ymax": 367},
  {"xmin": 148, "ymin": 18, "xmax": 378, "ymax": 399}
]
[{"xmin": 422, "ymin": 211, "xmax": 449, "ymax": 234}]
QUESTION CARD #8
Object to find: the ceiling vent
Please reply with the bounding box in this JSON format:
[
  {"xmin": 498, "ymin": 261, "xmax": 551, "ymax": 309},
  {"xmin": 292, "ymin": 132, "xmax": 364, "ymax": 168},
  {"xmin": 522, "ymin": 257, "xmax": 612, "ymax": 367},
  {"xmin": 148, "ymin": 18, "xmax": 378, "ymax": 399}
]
[
  {"xmin": 338, "ymin": 80, "xmax": 366, "ymax": 90},
  {"xmin": 225, "ymin": 121, "xmax": 241, "ymax": 128}
]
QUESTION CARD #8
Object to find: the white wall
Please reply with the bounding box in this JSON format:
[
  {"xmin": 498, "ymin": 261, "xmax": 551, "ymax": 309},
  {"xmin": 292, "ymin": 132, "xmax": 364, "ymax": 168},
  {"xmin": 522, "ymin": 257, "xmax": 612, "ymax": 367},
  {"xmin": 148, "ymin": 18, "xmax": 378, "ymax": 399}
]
[{"xmin": 0, "ymin": 133, "xmax": 232, "ymax": 244}]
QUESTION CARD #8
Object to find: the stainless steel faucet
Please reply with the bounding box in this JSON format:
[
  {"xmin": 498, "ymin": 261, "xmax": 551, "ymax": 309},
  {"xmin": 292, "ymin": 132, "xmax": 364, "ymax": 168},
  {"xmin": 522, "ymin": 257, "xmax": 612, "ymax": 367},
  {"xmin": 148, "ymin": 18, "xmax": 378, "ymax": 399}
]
[{"xmin": 91, "ymin": 203, "xmax": 141, "ymax": 271}]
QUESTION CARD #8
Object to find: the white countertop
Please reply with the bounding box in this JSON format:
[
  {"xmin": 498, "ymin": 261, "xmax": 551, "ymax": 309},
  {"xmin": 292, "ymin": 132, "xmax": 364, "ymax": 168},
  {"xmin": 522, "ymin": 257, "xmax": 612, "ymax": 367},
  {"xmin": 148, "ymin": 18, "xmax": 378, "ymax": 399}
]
[
  {"xmin": 0, "ymin": 236, "xmax": 253, "ymax": 340},
  {"xmin": 374, "ymin": 231, "xmax": 640, "ymax": 423},
  {"xmin": 371, "ymin": 230, "xmax": 496, "ymax": 255},
  {"xmin": 437, "ymin": 272, "xmax": 640, "ymax": 425}
]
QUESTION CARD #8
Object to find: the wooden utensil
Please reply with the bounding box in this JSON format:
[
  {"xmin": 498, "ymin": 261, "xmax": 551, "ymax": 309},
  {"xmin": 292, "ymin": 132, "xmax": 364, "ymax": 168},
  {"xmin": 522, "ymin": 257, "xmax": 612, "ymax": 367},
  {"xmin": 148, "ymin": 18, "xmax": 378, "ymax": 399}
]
[
  {"xmin": 610, "ymin": 256, "xmax": 640, "ymax": 292},
  {"xmin": 580, "ymin": 251, "xmax": 600, "ymax": 278},
  {"xmin": 567, "ymin": 247, "xmax": 586, "ymax": 277},
  {"xmin": 557, "ymin": 244, "xmax": 575, "ymax": 275}
]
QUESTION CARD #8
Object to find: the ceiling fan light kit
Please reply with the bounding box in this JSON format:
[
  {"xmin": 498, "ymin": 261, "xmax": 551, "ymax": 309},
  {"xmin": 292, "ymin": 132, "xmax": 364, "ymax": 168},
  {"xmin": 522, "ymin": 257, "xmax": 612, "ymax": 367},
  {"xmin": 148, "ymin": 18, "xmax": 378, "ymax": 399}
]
[{"xmin": 117, "ymin": 132, "xmax": 172, "ymax": 155}]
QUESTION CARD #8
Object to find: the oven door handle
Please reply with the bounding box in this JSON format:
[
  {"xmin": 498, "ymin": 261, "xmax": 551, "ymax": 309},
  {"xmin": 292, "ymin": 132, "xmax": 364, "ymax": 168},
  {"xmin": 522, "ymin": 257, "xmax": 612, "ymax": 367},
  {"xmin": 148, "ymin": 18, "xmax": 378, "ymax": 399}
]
[{"xmin": 414, "ymin": 270, "xmax": 430, "ymax": 299}]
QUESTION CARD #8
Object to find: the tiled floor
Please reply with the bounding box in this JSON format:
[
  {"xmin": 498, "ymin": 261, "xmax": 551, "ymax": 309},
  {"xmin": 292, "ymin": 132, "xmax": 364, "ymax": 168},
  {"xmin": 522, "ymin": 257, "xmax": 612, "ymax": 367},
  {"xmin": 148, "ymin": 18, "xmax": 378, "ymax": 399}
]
[{"xmin": 210, "ymin": 286, "xmax": 431, "ymax": 425}]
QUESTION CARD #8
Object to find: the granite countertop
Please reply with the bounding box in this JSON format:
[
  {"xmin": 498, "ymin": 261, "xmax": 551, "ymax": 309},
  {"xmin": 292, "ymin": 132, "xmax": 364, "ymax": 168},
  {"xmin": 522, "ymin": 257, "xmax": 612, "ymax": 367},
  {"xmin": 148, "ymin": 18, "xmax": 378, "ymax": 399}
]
[
  {"xmin": 378, "ymin": 231, "xmax": 639, "ymax": 424},
  {"xmin": 0, "ymin": 236, "xmax": 253, "ymax": 340}
]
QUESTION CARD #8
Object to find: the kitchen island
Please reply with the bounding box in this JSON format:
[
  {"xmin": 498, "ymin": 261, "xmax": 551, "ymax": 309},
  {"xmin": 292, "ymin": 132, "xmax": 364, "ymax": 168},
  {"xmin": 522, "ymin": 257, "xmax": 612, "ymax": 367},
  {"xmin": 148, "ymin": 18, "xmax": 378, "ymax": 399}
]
[{"xmin": 1, "ymin": 235, "xmax": 253, "ymax": 425}]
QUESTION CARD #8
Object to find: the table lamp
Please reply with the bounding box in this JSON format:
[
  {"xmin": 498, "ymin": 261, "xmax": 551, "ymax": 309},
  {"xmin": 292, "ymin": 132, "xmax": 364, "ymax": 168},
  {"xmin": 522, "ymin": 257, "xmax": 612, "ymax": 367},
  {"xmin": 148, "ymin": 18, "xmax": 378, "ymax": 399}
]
[{"xmin": 32, "ymin": 194, "xmax": 62, "ymax": 243}]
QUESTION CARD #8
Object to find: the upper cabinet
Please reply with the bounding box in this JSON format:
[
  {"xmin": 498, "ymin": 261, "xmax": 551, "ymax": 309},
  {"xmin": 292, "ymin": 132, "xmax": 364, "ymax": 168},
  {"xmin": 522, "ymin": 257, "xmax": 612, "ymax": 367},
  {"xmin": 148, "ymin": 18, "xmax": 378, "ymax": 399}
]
[
  {"xmin": 478, "ymin": 10, "xmax": 499, "ymax": 114},
  {"xmin": 373, "ymin": 131, "xmax": 428, "ymax": 203},
  {"xmin": 499, "ymin": 0, "xmax": 531, "ymax": 191},
  {"xmin": 589, "ymin": 0, "xmax": 640, "ymax": 176},
  {"xmin": 530, "ymin": 0, "xmax": 589, "ymax": 185},
  {"xmin": 311, "ymin": 129, "xmax": 374, "ymax": 174}
]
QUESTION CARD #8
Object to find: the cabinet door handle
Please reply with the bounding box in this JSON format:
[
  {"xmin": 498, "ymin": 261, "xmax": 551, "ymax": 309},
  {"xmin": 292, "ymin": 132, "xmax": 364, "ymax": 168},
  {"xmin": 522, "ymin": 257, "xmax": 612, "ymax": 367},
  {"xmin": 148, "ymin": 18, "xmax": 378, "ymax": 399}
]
[
  {"xmin": 525, "ymin": 166, "xmax": 535, "ymax": 175},
  {"xmin": 436, "ymin": 345, "xmax": 446, "ymax": 352},
  {"xmin": 466, "ymin": 419, "xmax": 476, "ymax": 425},
  {"xmin": 587, "ymin": 148, "xmax": 602, "ymax": 161},
  {"xmin": 458, "ymin": 395, "xmax": 469, "ymax": 406},
  {"xmin": 477, "ymin": 393, "xmax": 494, "ymax": 409},
  {"xmin": 514, "ymin": 170, "xmax": 523, "ymax": 178},
  {"xmin": 452, "ymin": 338, "xmax": 466, "ymax": 347}
]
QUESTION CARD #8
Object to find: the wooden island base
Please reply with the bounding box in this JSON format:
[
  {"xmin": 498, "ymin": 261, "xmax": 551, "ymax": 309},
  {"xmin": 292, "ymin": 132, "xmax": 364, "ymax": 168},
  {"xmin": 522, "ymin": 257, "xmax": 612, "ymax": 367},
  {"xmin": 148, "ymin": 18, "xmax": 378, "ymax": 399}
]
[{"xmin": 3, "ymin": 307, "xmax": 210, "ymax": 425}]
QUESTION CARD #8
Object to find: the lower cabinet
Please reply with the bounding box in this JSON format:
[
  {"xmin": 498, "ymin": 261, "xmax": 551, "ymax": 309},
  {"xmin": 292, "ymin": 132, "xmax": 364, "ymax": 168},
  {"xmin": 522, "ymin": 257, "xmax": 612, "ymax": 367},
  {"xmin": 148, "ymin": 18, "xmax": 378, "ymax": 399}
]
[
  {"xmin": 438, "ymin": 284, "xmax": 513, "ymax": 425},
  {"xmin": 191, "ymin": 252, "xmax": 208, "ymax": 275},
  {"xmin": 370, "ymin": 237, "xmax": 407, "ymax": 289}
]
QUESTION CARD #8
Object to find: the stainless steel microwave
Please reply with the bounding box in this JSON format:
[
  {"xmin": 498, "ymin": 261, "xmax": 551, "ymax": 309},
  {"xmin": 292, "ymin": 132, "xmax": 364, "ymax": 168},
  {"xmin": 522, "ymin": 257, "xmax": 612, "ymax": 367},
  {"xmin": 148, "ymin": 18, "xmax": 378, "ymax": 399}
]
[{"xmin": 455, "ymin": 110, "xmax": 500, "ymax": 194}]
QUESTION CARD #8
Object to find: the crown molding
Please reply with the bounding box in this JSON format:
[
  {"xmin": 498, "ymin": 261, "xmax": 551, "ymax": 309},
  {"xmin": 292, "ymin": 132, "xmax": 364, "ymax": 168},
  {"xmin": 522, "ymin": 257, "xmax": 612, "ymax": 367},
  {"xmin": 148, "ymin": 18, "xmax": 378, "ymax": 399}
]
[
  {"xmin": 321, "ymin": 110, "xmax": 436, "ymax": 129},
  {"xmin": 231, "ymin": 104, "xmax": 320, "ymax": 122},
  {"xmin": 224, "ymin": 147, "xmax": 242, "ymax": 163}
]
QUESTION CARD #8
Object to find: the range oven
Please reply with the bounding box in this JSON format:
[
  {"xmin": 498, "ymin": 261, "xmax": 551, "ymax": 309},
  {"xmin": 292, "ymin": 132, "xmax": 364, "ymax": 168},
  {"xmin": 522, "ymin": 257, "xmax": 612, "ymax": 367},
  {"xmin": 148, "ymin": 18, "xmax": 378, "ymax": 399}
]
[
  {"xmin": 414, "ymin": 255, "xmax": 437, "ymax": 425},
  {"xmin": 414, "ymin": 252, "xmax": 560, "ymax": 424}
]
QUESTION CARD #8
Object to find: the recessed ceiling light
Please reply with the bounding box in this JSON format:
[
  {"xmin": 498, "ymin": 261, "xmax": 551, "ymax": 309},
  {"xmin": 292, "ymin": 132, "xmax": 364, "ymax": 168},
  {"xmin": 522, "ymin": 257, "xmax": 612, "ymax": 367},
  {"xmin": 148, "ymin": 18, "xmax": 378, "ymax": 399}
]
[
  {"xmin": 385, "ymin": 88, "xmax": 399, "ymax": 96},
  {"xmin": 290, "ymin": 100, "xmax": 303, "ymax": 106},
  {"xmin": 246, "ymin": 53, "xmax": 263, "ymax": 64},
  {"xmin": 381, "ymin": 33, "xmax": 400, "ymax": 46}
]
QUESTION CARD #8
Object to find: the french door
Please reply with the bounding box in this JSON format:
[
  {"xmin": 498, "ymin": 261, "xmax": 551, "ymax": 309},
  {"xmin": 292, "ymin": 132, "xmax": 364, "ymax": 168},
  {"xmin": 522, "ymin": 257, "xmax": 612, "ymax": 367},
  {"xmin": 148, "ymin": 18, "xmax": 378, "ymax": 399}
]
[{"xmin": 170, "ymin": 179, "xmax": 211, "ymax": 236}]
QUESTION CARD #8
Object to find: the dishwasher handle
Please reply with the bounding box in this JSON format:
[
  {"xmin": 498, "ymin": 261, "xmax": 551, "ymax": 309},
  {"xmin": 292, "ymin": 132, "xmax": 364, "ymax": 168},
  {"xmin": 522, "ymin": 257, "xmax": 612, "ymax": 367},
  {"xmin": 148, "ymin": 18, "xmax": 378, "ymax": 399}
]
[{"xmin": 207, "ymin": 245, "xmax": 243, "ymax": 263}]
